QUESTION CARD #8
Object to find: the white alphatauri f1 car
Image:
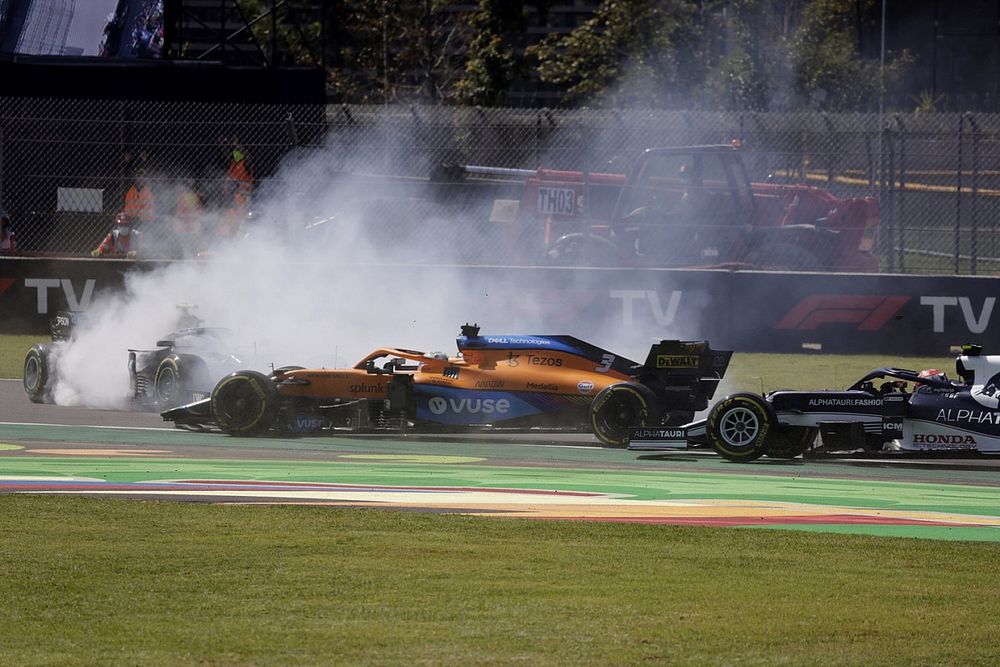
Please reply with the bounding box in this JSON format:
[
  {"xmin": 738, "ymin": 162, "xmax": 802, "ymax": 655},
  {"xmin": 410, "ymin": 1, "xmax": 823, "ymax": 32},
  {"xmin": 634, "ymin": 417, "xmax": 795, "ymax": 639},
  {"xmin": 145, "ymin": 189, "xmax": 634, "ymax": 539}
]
[{"xmin": 628, "ymin": 344, "xmax": 1000, "ymax": 461}]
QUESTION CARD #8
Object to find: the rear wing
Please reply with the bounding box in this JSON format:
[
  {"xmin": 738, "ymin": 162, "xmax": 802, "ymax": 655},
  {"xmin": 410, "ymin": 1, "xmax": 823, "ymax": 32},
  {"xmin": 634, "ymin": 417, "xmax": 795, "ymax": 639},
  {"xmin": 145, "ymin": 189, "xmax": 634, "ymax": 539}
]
[{"xmin": 639, "ymin": 340, "xmax": 732, "ymax": 410}]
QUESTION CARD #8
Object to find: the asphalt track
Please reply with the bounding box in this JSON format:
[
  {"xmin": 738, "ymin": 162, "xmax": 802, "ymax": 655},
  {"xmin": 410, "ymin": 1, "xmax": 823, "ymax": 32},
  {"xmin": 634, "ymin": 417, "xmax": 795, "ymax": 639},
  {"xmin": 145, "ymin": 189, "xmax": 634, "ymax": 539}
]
[{"xmin": 3, "ymin": 379, "xmax": 1000, "ymax": 542}]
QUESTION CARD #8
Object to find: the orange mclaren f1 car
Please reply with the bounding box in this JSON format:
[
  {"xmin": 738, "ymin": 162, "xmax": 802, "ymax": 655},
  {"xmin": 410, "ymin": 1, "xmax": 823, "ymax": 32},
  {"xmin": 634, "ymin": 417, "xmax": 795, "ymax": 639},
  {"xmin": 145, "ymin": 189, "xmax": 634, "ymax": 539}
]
[{"xmin": 162, "ymin": 324, "xmax": 732, "ymax": 446}]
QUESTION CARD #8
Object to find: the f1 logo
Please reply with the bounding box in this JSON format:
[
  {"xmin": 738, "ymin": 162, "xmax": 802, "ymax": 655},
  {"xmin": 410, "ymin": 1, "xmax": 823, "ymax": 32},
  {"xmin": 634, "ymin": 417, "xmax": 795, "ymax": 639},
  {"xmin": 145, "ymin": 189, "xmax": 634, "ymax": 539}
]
[{"xmin": 776, "ymin": 295, "xmax": 910, "ymax": 331}]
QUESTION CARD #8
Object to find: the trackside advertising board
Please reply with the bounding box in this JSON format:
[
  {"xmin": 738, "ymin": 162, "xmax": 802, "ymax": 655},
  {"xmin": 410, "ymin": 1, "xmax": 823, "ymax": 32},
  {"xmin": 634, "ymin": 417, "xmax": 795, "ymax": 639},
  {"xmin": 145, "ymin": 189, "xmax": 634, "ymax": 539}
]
[{"xmin": 0, "ymin": 258, "xmax": 995, "ymax": 355}]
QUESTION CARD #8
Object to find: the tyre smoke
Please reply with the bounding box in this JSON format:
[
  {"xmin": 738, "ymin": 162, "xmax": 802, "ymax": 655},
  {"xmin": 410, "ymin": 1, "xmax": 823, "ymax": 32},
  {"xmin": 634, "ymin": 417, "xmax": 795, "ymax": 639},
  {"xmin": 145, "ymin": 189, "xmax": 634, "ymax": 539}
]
[{"xmin": 48, "ymin": 123, "xmax": 689, "ymax": 408}]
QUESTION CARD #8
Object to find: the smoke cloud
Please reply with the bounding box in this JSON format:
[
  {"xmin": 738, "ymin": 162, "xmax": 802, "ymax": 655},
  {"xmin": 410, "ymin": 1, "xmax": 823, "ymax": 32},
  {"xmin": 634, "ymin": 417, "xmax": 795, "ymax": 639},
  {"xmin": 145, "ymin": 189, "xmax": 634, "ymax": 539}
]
[{"xmin": 48, "ymin": 116, "xmax": 696, "ymax": 408}]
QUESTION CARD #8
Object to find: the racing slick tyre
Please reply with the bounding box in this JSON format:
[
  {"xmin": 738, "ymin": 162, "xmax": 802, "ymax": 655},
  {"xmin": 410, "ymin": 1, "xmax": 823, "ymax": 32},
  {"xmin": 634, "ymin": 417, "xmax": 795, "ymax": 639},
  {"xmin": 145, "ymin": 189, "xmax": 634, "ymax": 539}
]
[
  {"xmin": 590, "ymin": 383, "xmax": 662, "ymax": 447},
  {"xmin": 764, "ymin": 426, "xmax": 818, "ymax": 460},
  {"xmin": 154, "ymin": 355, "xmax": 210, "ymax": 409},
  {"xmin": 210, "ymin": 371, "xmax": 279, "ymax": 436},
  {"xmin": 153, "ymin": 357, "xmax": 184, "ymax": 408},
  {"xmin": 706, "ymin": 393, "xmax": 776, "ymax": 462},
  {"xmin": 23, "ymin": 344, "xmax": 52, "ymax": 404}
]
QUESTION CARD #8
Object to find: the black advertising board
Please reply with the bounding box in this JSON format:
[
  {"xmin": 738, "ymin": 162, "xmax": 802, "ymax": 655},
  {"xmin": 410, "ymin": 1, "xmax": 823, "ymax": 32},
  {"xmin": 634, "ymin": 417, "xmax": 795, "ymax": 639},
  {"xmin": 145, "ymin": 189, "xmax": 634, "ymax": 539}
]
[
  {"xmin": 727, "ymin": 271, "xmax": 1000, "ymax": 355},
  {"xmin": 0, "ymin": 257, "xmax": 157, "ymax": 333},
  {"xmin": 1, "ymin": 258, "xmax": 997, "ymax": 355},
  {"xmin": 441, "ymin": 267, "xmax": 731, "ymax": 345}
]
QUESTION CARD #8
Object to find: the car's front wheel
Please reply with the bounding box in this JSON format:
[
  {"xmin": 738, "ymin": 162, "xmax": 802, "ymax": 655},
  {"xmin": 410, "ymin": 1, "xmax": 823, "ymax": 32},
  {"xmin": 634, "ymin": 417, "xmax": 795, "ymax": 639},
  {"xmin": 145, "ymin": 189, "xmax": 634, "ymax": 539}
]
[
  {"xmin": 210, "ymin": 371, "xmax": 278, "ymax": 436},
  {"xmin": 590, "ymin": 383, "xmax": 660, "ymax": 447},
  {"xmin": 706, "ymin": 393, "xmax": 775, "ymax": 462}
]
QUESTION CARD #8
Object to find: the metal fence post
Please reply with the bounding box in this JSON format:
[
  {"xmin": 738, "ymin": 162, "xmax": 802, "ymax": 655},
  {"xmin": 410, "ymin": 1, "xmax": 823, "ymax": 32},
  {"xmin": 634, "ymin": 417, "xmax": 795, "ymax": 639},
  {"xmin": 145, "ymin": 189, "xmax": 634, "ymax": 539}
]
[
  {"xmin": 822, "ymin": 113, "xmax": 835, "ymax": 185},
  {"xmin": 895, "ymin": 115, "xmax": 907, "ymax": 273},
  {"xmin": 864, "ymin": 129, "xmax": 875, "ymax": 187},
  {"xmin": 0, "ymin": 123, "xmax": 4, "ymax": 212},
  {"xmin": 967, "ymin": 113, "xmax": 980, "ymax": 276},
  {"xmin": 534, "ymin": 110, "xmax": 541, "ymax": 167},
  {"xmin": 881, "ymin": 119, "xmax": 896, "ymax": 273},
  {"xmin": 285, "ymin": 111, "xmax": 298, "ymax": 147},
  {"xmin": 955, "ymin": 115, "xmax": 964, "ymax": 275}
]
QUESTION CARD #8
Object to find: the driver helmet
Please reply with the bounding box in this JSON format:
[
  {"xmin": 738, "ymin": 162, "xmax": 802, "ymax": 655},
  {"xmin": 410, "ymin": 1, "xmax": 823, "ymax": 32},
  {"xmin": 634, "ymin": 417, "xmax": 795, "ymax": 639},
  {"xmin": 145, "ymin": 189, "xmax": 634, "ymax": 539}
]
[{"xmin": 916, "ymin": 368, "xmax": 948, "ymax": 384}]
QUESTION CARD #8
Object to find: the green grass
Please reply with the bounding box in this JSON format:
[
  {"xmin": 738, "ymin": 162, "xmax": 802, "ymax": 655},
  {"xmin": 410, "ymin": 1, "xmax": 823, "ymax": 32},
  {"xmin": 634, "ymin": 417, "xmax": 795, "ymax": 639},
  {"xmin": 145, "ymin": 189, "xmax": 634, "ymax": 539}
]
[
  {"xmin": 2, "ymin": 496, "xmax": 999, "ymax": 665},
  {"xmin": 1, "ymin": 335, "xmax": 996, "ymax": 663},
  {"xmin": 724, "ymin": 352, "xmax": 945, "ymax": 393},
  {"xmin": 0, "ymin": 334, "xmax": 47, "ymax": 379}
]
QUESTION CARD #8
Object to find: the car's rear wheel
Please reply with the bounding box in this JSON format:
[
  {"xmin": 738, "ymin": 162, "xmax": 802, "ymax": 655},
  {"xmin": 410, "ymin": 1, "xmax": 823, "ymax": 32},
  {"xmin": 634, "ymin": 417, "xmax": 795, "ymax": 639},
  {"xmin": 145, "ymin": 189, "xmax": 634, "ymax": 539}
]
[
  {"xmin": 210, "ymin": 371, "xmax": 278, "ymax": 436},
  {"xmin": 23, "ymin": 344, "xmax": 52, "ymax": 404},
  {"xmin": 765, "ymin": 426, "xmax": 817, "ymax": 459},
  {"xmin": 590, "ymin": 383, "xmax": 660, "ymax": 447},
  {"xmin": 154, "ymin": 357, "xmax": 184, "ymax": 408},
  {"xmin": 707, "ymin": 393, "xmax": 775, "ymax": 462}
]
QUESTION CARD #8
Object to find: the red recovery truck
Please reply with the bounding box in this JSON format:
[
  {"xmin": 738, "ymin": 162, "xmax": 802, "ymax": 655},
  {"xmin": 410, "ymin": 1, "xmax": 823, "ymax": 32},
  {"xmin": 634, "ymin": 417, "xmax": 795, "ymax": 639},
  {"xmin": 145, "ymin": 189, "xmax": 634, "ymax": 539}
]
[{"xmin": 471, "ymin": 143, "xmax": 879, "ymax": 271}]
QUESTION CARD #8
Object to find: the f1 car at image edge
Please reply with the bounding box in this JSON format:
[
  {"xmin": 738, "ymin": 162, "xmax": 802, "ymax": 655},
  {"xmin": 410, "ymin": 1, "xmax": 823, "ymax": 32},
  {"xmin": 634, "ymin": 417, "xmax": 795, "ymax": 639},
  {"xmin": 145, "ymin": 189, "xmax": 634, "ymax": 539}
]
[
  {"xmin": 628, "ymin": 344, "xmax": 1000, "ymax": 461},
  {"xmin": 23, "ymin": 307, "xmax": 245, "ymax": 409},
  {"xmin": 162, "ymin": 324, "xmax": 732, "ymax": 446}
]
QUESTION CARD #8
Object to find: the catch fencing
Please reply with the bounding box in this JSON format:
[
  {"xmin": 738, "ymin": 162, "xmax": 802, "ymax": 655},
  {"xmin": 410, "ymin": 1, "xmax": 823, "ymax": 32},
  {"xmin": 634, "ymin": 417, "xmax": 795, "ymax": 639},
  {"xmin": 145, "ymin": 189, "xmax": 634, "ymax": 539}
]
[{"xmin": 2, "ymin": 98, "xmax": 1000, "ymax": 275}]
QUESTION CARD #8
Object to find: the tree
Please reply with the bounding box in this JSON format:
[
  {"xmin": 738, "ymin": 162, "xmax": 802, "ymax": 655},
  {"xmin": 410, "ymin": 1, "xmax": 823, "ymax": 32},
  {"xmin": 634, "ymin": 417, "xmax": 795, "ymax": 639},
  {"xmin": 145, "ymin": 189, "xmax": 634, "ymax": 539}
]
[
  {"xmin": 236, "ymin": 0, "xmax": 470, "ymax": 104},
  {"xmin": 693, "ymin": 0, "xmax": 806, "ymax": 111},
  {"xmin": 788, "ymin": 0, "xmax": 913, "ymax": 111},
  {"xmin": 233, "ymin": 0, "xmax": 324, "ymax": 67},
  {"xmin": 527, "ymin": 0, "xmax": 700, "ymax": 108},
  {"xmin": 454, "ymin": 1, "xmax": 544, "ymax": 106}
]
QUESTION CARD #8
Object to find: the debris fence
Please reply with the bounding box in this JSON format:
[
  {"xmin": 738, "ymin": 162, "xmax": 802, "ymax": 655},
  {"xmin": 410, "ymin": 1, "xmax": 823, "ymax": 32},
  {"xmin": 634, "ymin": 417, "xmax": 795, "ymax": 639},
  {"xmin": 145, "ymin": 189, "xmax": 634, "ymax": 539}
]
[{"xmin": 2, "ymin": 98, "xmax": 999, "ymax": 275}]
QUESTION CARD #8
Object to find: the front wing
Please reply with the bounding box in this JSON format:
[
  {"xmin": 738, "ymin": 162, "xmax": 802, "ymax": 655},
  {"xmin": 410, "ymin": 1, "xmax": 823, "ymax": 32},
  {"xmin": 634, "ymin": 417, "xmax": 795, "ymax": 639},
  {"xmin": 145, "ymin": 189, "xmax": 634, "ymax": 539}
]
[{"xmin": 627, "ymin": 420, "xmax": 707, "ymax": 451}]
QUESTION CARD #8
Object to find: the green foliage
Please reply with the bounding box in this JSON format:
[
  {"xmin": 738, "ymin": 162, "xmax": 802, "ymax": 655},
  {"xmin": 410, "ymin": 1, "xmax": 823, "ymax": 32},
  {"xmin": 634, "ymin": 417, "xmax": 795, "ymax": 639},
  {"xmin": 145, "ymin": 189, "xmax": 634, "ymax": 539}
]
[
  {"xmin": 693, "ymin": 0, "xmax": 797, "ymax": 111},
  {"xmin": 234, "ymin": 0, "xmax": 323, "ymax": 66},
  {"xmin": 2, "ymin": 496, "xmax": 999, "ymax": 664},
  {"xmin": 911, "ymin": 90, "xmax": 947, "ymax": 113},
  {"xmin": 227, "ymin": 0, "xmax": 918, "ymax": 112},
  {"xmin": 789, "ymin": 0, "xmax": 914, "ymax": 111},
  {"xmin": 234, "ymin": 1, "xmax": 469, "ymax": 104},
  {"xmin": 529, "ymin": 0, "xmax": 699, "ymax": 108},
  {"xmin": 322, "ymin": 1, "xmax": 426, "ymax": 104},
  {"xmin": 695, "ymin": 48, "xmax": 769, "ymax": 111},
  {"xmin": 455, "ymin": 1, "xmax": 540, "ymax": 106}
]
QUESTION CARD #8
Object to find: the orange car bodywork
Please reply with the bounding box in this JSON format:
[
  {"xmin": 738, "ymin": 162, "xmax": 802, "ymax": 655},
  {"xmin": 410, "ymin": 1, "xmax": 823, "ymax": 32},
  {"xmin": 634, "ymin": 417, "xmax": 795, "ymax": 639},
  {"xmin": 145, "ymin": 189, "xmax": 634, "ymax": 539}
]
[
  {"xmin": 265, "ymin": 329, "xmax": 730, "ymax": 432},
  {"xmin": 164, "ymin": 326, "xmax": 732, "ymax": 443},
  {"xmin": 275, "ymin": 345, "xmax": 633, "ymax": 403}
]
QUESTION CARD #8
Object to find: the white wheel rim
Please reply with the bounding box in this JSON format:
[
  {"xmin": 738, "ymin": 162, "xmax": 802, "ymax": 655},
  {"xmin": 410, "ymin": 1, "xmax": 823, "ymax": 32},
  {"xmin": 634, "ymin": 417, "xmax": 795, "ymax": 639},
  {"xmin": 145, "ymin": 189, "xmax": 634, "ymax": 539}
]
[{"xmin": 719, "ymin": 406, "xmax": 760, "ymax": 447}]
